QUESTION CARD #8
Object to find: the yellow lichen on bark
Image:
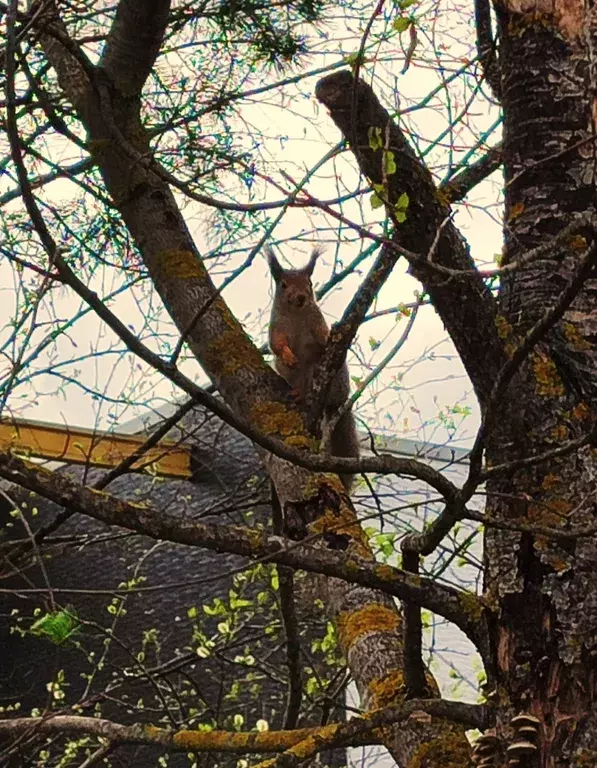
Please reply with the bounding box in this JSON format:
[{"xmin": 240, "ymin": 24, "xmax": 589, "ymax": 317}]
[
  {"xmin": 408, "ymin": 727, "xmax": 471, "ymax": 768},
  {"xmin": 369, "ymin": 670, "xmax": 406, "ymax": 708},
  {"xmin": 309, "ymin": 502, "xmax": 371, "ymax": 556},
  {"xmin": 551, "ymin": 423, "xmax": 569, "ymax": 441},
  {"xmin": 337, "ymin": 604, "xmax": 401, "ymax": 650},
  {"xmin": 458, "ymin": 590, "xmax": 485, "ymax": 624},
  {"xmin": 563, "ymin": 321, "xmax": 591, "ymax": 351},
  {"xmin": 572, "ymin": 402, "xmax": 591, "ymax": 421},
  {"xmin": 205, "ymin": 329, "xmax": 267, "ymax": 376},
  {"xmin": 143, "ymin": 724, "xmax": 323, "ymax": 752},
  {"xmin": 250, "ymin": 400, "xmax": 309, "ymax": 440},
  {"xmin": 495, "ymin": 314, "xmax": 513, "ymax": 340},
  {"xmin": 527, "ymin": 503, "xmax": 561, "ymax": 529},
  {"xmin": 375, "ymin": 563, "xmax": 399, "ymax": 582},
  {"xmin": 531, "ymin": 351, "xmax": 565, "ymax": 398},
  {"xmin": 154, "ymin": 249, "xmax": 204, "ymax": 279}
]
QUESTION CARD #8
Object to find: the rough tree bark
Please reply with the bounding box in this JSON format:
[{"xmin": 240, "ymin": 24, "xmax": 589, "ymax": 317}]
[{"xmin": 484, "ymin": 2, "xmax": 597, "ymax": 766}]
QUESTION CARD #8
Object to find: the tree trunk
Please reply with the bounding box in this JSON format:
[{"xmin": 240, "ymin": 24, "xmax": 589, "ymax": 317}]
[{"xmin": 486, "ymin": 3, "xmax": 597, "ymax": 765}]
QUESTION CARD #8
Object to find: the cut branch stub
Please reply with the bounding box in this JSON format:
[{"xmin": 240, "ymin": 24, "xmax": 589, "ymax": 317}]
[{"xmin": 315, "ymin": 70, "xmax": 506, "ymax": 406}]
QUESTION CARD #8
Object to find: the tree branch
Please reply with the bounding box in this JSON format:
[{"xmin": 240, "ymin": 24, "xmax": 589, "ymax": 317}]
[
  {"xmin": 28, "ymin": 0, "xmax": 93, "ymax": 118},
  {"xmin": 258, "ymin": 697, "xmax": 489, "ymax": 768},
  {"xmin": 0, "ymin": 450, "xmax": 490, "ymax": 657},
  {"xmin": 315, "ymin": 70, "xmax": 506, "ymax": 406},
  {"xmin": 0, "ymin": 698, "xmax": 489, "ymax": 755},
  {"xmin": 442, "ymin": 142, "xmax": 502, "ymax": 203},
  {"xmin": 474, "ymin": 0, "xmax": 501, "ymax": 99},
  {"xmin": 101, "ymin": 0, "xmax": 172, "ymax": 97}
]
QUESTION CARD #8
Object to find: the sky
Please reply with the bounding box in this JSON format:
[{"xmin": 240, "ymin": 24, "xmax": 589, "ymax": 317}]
[{"xmin": 0, "ymin": 0, "xmax": 503, "ymax": 450}]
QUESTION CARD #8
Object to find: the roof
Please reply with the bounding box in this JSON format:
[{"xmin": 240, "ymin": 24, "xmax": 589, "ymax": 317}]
[{"xmin": 0, "ymin": 404, "xmax": 345, "ymax": 767}]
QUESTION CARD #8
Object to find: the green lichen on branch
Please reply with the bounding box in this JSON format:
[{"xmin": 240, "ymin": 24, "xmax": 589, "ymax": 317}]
[
  {"xmin": 154, "ymin": 249, "xmax": 204, "ymax": 279},
  {"xmin": 495, "ymin": 314, "xmax": 513, "ymax": 340},
  {"xmin": 458, "ymin": 590, "xmax": 485, "ymax": 625},
  {"xmin": 369, "ymin": 670, "xmax": 406, "ymax": 708}
]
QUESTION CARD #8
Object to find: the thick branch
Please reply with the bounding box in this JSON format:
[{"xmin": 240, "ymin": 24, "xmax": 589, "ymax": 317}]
[
  {"xmin": 260, "ymin": 698, "xmax": 489, "ymax": 768},
  {"xmin": 29, "ymin": 0, "xmax": 93, "ymax": 118},
  {"xmin": 0, "ymin": 451, "xmax": 490, "ymax": 657},
  {"xmin": 0, "ymin": 717, "xmax": 333, "ymax": 754},
  {"xmin": 0, "ymin": 699, "xmax": 488, "ymax": 755},
  {"xmin": 315, "ymin": 70, "xmax": 507, "ymax": 406},
  {"xmin": 101, "ymin": 0, "xmax": 172, "ymax": 97},
  {"xmin": 26, "ymin": 254, "xmax": 466, "ymax": 498}
]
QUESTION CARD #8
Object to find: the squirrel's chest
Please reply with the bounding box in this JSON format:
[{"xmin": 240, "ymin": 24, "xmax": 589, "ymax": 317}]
[{"xmin": 289, "ymin": 327, "xmax": 325, "ymax": 364}]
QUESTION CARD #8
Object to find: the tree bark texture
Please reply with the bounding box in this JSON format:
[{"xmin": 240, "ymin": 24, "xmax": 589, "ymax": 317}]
[{"xmin": 485, "ymin": 3, "xmax": 597, "ymax": 766}]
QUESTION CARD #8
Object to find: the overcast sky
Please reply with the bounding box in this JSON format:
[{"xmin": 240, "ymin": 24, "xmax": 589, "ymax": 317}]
[{"xmin": 0, "ymin": 1, "xmax": 503, "ymax": 450}]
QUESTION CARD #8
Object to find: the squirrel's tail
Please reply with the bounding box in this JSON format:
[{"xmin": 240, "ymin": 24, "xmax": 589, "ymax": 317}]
[{"xmin": 328, "ymin": 409, "xmax": 359, "ymax": 492}]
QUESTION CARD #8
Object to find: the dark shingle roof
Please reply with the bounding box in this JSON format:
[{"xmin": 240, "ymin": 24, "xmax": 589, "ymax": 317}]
[{"xmin": 0, "ymin": 405, "xmax": 346, "ymax": 767}]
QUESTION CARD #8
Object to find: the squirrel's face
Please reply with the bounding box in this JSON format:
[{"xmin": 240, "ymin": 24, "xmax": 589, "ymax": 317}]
[{"xmin": 277, "ymin": 272, "xmax": 314, "ymax": 310}]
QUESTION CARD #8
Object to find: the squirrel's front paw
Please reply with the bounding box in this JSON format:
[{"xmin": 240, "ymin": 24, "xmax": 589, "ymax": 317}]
[{"xmin": 281, "ymin": 346, "xmax": 298, "ymax": 367}]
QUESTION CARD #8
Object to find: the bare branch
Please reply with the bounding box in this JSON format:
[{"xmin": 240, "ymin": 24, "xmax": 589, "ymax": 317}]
[
  {"xmin": 442, "ymin": 142, "xmax": 502, "ymax": 203},
  {"xmin": 0, "ymin": 450, "xmax": 490, "ymax": 655},
  {"xmin": 474, "ymin": 0, "xmax": 501, "ymax": 99},
  {"xmin": 271, "ymin": 489, "xmax": 303, "ymax": 730},
  {"xmin": 0, "ymin": 157, "xmax": 94, "ymax": 208},
  {"xmin": 28, "ymin": 0, "xmax": 93, "ymax": 117}
]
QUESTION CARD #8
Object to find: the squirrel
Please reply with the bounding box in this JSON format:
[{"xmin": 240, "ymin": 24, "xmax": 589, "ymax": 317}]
[{"xmin": 267, "ymin": 246, "xmax": 359, "ymax": 491}]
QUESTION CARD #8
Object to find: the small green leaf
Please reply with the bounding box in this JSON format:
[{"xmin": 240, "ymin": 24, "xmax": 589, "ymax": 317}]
[
  {"xmin": 370, "ymin": 192, "xmax": 384, "ymax": 209},
  {"xmin": 344, "ymin": 51, "xmax": 364, "ymax": 67},
  {"xmin": 398, "ymin": 0, "xmax": 418, "ymax": 9},
  {"xmin": 367, "ymin": 126, "xmax": 383, "ymax": 151},
  {"xmin": 383, "ymin": 150, "xmax": 397, "ymax": 175},
  {"xmin": 368, "ymin": 337, "xmax": 381, "ymax": 351},
  {"xmin": 393, "ymin": 16, "xmax": 411, "ymax": 33},
  {"xmin": 395, "ymin": 210, "xmax": 407, "ymax": 223},
  {"xmin": 31, "ymin": 608, "xmax": 79, "ymax": 645},
  {"xmin": 396, "ymin": 191, "xmax": 410, "ymax": 210}
]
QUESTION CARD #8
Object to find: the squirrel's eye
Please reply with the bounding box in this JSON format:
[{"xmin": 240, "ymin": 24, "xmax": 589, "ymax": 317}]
[{"xmin": 280, "ymin": 281, "xmax": 288, "ymax": 290}]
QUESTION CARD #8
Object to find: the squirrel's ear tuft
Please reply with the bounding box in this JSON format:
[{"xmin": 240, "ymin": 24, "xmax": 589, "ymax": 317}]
[
  {"xmin": 305, "ymin": 246, "xmax": 323, "ymax": 277},
  {"xmin": 266, "ymin": 247, "xmax": 284, "ymax": 282}
]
